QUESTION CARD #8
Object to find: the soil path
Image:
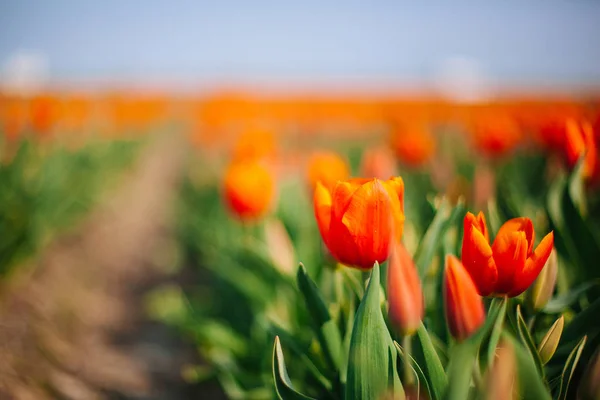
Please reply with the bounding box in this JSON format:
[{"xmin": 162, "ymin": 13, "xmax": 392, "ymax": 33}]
[{"xmin": 0, "ymin": 134, "xmax": 199, "ymax": 399}]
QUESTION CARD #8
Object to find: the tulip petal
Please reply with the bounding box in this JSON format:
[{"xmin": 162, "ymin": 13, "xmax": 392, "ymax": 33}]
[
  {"xmin": 461, "ymin": 222, "xmax": 498, "ymax": 296},
  {"xmin": 496, "ymin": 217, "xmax": 535, "ymax": 254},
  {"xmin": 508, "ymin": 232, "xmax": 554, "ymax": 297},
  {"xmin": 382, "ymin": 177, "xmax": 405, "ymax": 241},
  {"xmin": 492, "ymin": 231, "xmax": 528, "ymax": 295},
  {"xmin": 338, "ymin": 179, "xmax": 394, "ymax": 268}
]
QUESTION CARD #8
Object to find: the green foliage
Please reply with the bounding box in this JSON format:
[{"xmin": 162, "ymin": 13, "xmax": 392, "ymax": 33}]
[{"xmin": 0, "ymin": 137, "xmax": 139, "ymax": 275}]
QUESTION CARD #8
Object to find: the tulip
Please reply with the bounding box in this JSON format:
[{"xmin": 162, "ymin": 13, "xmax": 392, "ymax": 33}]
[
  {"xmin": 472, "ymin": 114, "xmax": 522, "ymax": 157},
  {"xmin": 232, "ymin": 128, "xmax": 277, "ymax": 162},
  {"xmin": 390, "ymin": 123, "xmax": 436, "ymax": 167},
  {"xmin": 461, "ymin": 212, "xmax": 554, "ymax": 297},
  {"xmin": 307, "ymin": 151, "xmax": 350, "ymax": 191},
  {"xmin": 525, "ymin": 248, "xmax": 558, "ymax": 311},
  {"xmin": 444, "ymin": 255, "xmax": 486, "ymax": 341},
  {"xmin": 223, "ymin": 160, "xmax": 275, "ymax": 220},
  {"xmin": 387, "ymin": 242, "xmax": 424, "ymax": 336},
  {"xmin": 360, "ymin": 146, "xmax": 397, "ymax": 180},
  {"xmin": 314, "ymin": 177, "xmax": 404, "ymax": 269},
  {"xmin": 564, "ymin": 118, "xmax": 598, "ymax": 181}
]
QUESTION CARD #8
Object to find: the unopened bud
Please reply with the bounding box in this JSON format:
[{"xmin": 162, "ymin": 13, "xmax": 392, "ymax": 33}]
[
  {"xmin": 526, "ymin": 248, "xmax": 558, "ymax": 311},
  {"xmin": 538, "ymin": 316, "xmax": 564, "ymax": 365}
]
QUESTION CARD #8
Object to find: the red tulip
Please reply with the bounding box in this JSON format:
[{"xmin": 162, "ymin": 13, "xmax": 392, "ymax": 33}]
[
  {"xmin": 224, "ymin": 160, "xmax": 275, "ymax": 220},
  {"xmin": 314, "ymin": 177, "xmax": 404, "ymax": 269},
  {"xmin": 444, "ymin": 255, "xmax": 486, "ymax": 341},
  {"xmin": 462, "ymin": 212, "xmax": 554, "ymax": 297}
]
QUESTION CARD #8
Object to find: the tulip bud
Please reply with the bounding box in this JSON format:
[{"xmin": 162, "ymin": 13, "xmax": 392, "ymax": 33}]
[
  {"xmin": 387, "ymin": 243, "xmax": 424, "ymax": 336},
  {"xmin": 526, "ymin": 248, "xmax": 558, "ymax": 311},
  {"xmin": 486, "ymin": 340, "xmax": 518, "ymax": 400},
  {"xmin": 579, "ymin": 347, "xmax": 600, "ymax": 400},
  {"xmin": 444, "ymin": 255, "xmax": 486, "ymax": 341},
  {"xmin": 537, "ymin": 316, "xmax": 564, "ymax": 365}
]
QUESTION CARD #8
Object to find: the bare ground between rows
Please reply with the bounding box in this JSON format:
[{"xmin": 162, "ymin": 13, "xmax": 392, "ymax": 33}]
[{"xmin": 0, "ymin": 135, "xmax": 217, "ymax": 399}]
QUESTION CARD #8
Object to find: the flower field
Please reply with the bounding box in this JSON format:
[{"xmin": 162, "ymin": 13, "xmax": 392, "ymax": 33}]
[{"xmin": 1, "ymin": 90, "xmax": 600, "ymax": 399}]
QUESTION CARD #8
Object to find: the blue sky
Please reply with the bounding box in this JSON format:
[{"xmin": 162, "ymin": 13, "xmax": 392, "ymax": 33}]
[{"xmin": 1, "ymin": 1, "xmax": 599, "ymax": 87}]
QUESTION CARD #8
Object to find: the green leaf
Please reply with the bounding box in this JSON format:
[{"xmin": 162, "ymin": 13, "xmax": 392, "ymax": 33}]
[
  {"xmin": 413, "ymin": 198, "xmax": 465, "ymax": 279},
  {"xmin": 345, "ymin": 263, "xmax": 404, "ymax": 400},
  {"xmin": 444, "ymin": 298, "xmax": 507, "ymax": 400},
  {"xmin": 543, "ymin": 281, "xmax": 600, "ymax": 314},
  {"xmin": 503, "ymin": 332, "xmax": 552, "ymax": 400},
  {"xmin": 560, "ymin": 297, "xmax": 600, "ymax": 345},
  {"xmin": 297, "ymin": 263, "xmax": 343, "ymax": 372},
  {"xmin": 557, "ymin": 335, "xmax": 587, "ymax": 400},
  {"xmin": 515, "ymin": 305, "xmax": 544, "ymax": 375},
  {"xmin": 414, "ymin": 323, "xmax": 447, "ymax": 400},
  {"xmin": 273, "ymin": 336, "xmax": 316, "ymax": 400}
]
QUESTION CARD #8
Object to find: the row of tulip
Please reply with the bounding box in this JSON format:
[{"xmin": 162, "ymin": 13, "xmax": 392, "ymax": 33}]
[{"xmin": 150, "ymin": 112, "xmax": 600, "ymax": 399}]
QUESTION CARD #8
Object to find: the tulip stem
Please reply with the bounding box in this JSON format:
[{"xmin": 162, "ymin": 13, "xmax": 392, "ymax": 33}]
[
  {"xmin": 402, "ymin": 335, "xmax": 414, "ymax": 386},
  {"xmin": 472, "ymin": 354, "xmax": 484, "ymax": 390},
  {"xmin": 342, "ymin": 269, "xmax": 364, "ymax": 297}
]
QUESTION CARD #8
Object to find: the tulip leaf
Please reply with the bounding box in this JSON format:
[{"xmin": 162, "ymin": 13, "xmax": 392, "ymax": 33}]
[
  {"xmin": 345, "ymin": 263, "xmax": 404, "ymax": 400},
  {"xmin": 502, "ymin": 332, "xmax": 552, "ymax": 400},
  {"xmin": 395, "ymin": 341, "xmax": 429, "ymax": 400},
  {"xmin": 557, "ymin": 335, "xmax": 587, "ymax": 400},
  {"xmin": 297, "ymin": 263, "xmax": 343, "ymax": 372},
  {"xmin": 413, "ymin": 198, "xmax": 465, "ymax": 278},
  {"xmin": 444, "ymin": 297, "xmax": 507, "ymax": 400},
  {"xmin": 414, "ymin": 323, "xmax": 447, "ymax": 400},
  {"xmin": 272, "ymin": 336, "xmax": 317, "ymax": 400},
  {"xmin": 543, "ymin": 280, "xmax": 600, "ymax": 314},
  {"xmin": 516, "ymin": 305, "xmax": 544, "ymax": 375},
  {"xmin": 268, "ymin": 324, "xmax": 332, "ymax": 392}
]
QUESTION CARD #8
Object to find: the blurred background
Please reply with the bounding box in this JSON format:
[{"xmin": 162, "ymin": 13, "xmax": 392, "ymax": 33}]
[{"xmin": 1, "ymin": 2, "xmax": 599, "ymax": 399}]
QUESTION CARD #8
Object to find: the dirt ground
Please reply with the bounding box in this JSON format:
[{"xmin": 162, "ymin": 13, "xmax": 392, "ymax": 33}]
[{"xmin": 0, "ymin": 135, "xmax": 212, "ymax": 399}]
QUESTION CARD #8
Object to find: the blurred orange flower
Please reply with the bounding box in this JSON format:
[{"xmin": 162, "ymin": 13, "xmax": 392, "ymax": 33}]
[
  {"xmin": 360, "ymin": 146, "xmax": 397, "ymax": 179},
  {"xmin": 472, "ymin": 114, "xmax": 522, "ymax": 157},
  {"xmin": 232, "ymin": 128, "xmax": 277, "ymax": 162},
  {"xmin": 462, "ymin": 212, "xmax": 554, "ymax": 297},
  {"xmin": 564, "ymin": 119, "xmax": 598, "ymax": 181},
  {"xmin": 307, "ymin": 151, "xmax": 350, "ymax": 190},
  {"xmin": 444, "ymin": 254, "xmax": 486, "ymax": 341},
  {"xmin": 314, "ymin": 177, "xmax": 404, "ymax": 269},
  {"xmin": 390, "ymin": 123, "xmax": 435, "ymax": 167},
  {"xmin": 387, "ymin": 242, "xmax": 423, "ymax": 335},
  {"xmin": 223, "ymin": 160, "xmax": 275, "ymax": 221}
]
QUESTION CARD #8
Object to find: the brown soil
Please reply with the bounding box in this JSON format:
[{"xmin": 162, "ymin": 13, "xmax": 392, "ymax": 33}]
[{"xmin": 0, "ymin": 134, "xmax": 205, "ymax": 399}]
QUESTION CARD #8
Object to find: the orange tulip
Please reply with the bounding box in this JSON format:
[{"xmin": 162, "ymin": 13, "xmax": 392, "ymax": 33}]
[
  {"xmin": 232, "ymin": 128, "xmax": 277, "ymax": 162},
  {"xmin": 472, "ymin": 114, "xmax": 522, "ymax": 157},
  {"xmin": 461, "ymin": 212, "xmax": 554, "ymax": 297},
  {"xmin": 564, "ymin": 119, "xmax": 598, "ymax": 181},
  {"xmin": 360, "ymin": 146, "xmax": 397, "ymax": 180},
  {"xmin": 387, "ymin": 242, "xmax": 424, "ymax": 335},
  {"xmin": 390, "ymin": 123, "xmax": 435, "ymax": 167},
  {"xmin": 444, "ymin": 255, "xmax": 486, "ymax": 341},
  {"xmin": 314, "ymin": 177, "xmax": 404, "ymax": 269},
  {"xmin": 223, "ymin": 160, "xmax": 275, "ymax": 220},
  {"xmin": 307, "ymin": 151, "xmax": 350, "ymax": 190}
]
